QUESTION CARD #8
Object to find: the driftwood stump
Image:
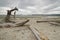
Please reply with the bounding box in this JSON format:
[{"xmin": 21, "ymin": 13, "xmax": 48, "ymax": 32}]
[{"xmin": 5, "ymin": 7, "xmax": 18, "ymax": 22}]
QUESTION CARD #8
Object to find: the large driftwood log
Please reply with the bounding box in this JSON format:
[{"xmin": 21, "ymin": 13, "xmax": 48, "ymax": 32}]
[
  {"xmin": 34, "ymin": 28, "xmax": 49, "ymax": 40},
  {"xmin": 0, "ymin": 20, "xmax": 29, "ymax": 28},
  {"xmin": 15, "ymin": 20, "xmax": 29, "ymax": 26},
  {"xmin": 37, "ymin": 20, "xmax": 60, "ymax": 23},
  {"xmin": 28, "ymin": 26, "xmax": 41, "ymax": 40},
  {"xmin": 28, "ymin": 26, "xmax": 49, "ymax": 40}
]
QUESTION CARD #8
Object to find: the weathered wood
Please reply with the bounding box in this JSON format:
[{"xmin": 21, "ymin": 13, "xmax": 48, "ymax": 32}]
[
  {"xmin": 28, "ymin": 26, "xmax": 49, "ymax": 40},
  {"xmin": 34, "ymin": 28, "xmax": 49, "ymax": 40},
  {"xmin": 16, "ymin": 20, "xmax": 29, "ymax": 26},
  {"xmin": 37, "ymin": 21, "xmax": 60, "ymax": 23},
  {"xmin": 49, "ymin": 22, "xmax": 60, "ymax": 26},
  {"xmin": 14, "ymin": 11, "xmax": 16, "ymax": 20},
  {"xmin": 0, "ymin": 20, "xmax": 29, "ymax": 28},
  {"xmin": 5, "ymin": 7, "xmax": 18, "ymax": 22},
  {"xmin": 28, "ymin": 26, "xmax": 41, "ymax": 40}
]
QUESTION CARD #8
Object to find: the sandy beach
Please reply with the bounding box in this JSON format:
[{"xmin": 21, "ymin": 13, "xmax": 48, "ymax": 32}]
[{"xmin": 0, "ymin": 16, "xmax": 60, "ymax": 40}]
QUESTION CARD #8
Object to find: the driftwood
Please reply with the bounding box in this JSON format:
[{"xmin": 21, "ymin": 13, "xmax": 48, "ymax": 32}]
[
  {"xmin": 49, "ymin": 22, "xmax": 60, "ymax": 26},
  {"xmin": 5, "ymin": 7, "xmax": 18, "ymax": 22},
  {"xmin": 28, "ymin": 26, "xmax": 41, "ymax": 40},
  {"xmin": 14, "ymin": 11, "xmax": 16, "ymax": 20},
  {"xmin": 0, "ymin": 20, "xmax": 29, "ymax": 28},
  {"xmin": 15, "ymin": 20, "xmax": 29, "ymax": 26},
  {"xmin": 28, "ymin": 26, "xmax": 49, "ymax": 40},
  {"xmin": 36, "ymin": 21, "xmax": 60, "ymax": 23},
  {"xmin": 34, "ymin": 28, "xmax": 49, "ymax": 40},
  {"xmin": 37, "ymin": 20, "xmax": 60, "ymax": 26}
]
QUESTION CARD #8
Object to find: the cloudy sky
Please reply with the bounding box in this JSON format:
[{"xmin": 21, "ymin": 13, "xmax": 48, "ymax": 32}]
[{"xmin": 0, "ymin": 0, "xmax": 60, "ymax": 15}]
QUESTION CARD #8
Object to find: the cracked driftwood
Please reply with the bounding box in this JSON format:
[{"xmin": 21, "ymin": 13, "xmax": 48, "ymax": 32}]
[
  {"xmin": 28, "ymin": 26, "xmax": 49, "ymax": 40},
  {"xmin": 28, "ymin": 26, "xmax": 41, "ymax": 40},
  {"xmin": 34, "ymin": 28, "xmax": 49, "ymax": 40},
  {"xmin": 0, "ymin": 20, "xmax": 29, "ymax": 28}
]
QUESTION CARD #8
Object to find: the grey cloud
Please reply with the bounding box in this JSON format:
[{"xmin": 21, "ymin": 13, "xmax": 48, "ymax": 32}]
[
  {"xmin": 0, "ymin": 0, "xmax": 60, "ymax": 14},
  {"xmin": 0, "ymin": 0, "xmax": 36, "ymax": 8},
  {"xmin": 0, "ymin": 0, "xmax": 8, "ymax": 7},
  {"xmin": 0, "ymin": 0, "xmax": 59, "ymax": 8},
  {"xmin": 40, "ymin": 1, "xmax": 60, "ymax": 13}
]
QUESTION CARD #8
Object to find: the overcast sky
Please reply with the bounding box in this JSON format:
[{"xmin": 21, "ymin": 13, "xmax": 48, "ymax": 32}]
[{"xmin": 0, "ymin": 0, "xmax": 60, "ymax": 15}]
